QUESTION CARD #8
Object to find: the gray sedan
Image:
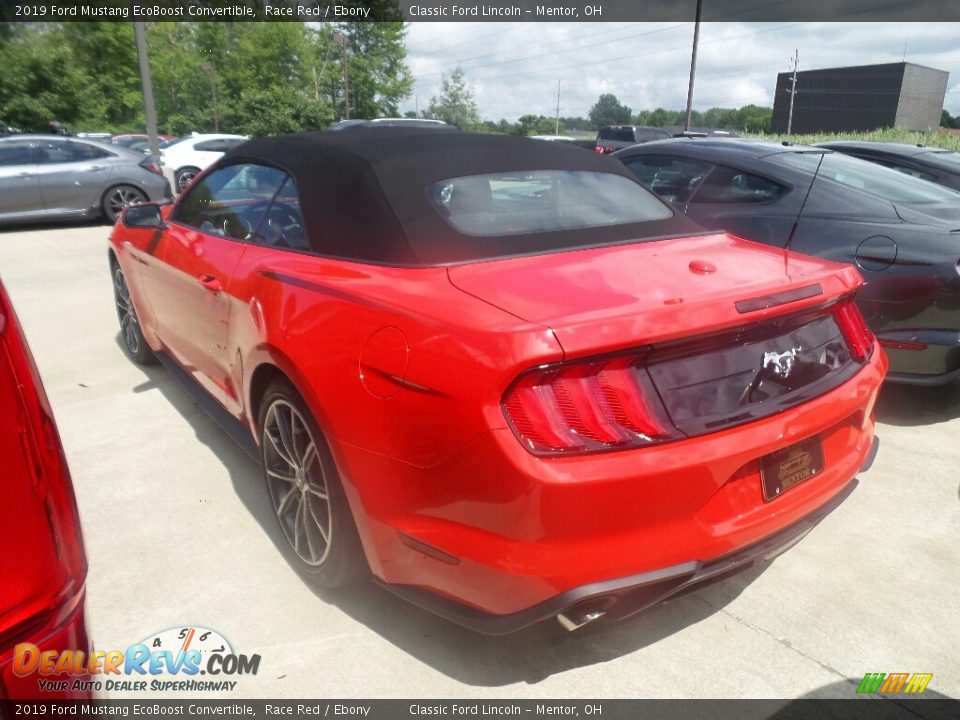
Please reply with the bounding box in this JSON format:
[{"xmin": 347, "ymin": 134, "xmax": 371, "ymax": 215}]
[{"xmin": 0, "ymin": 135, "xmax": 171, "ymax": 225}]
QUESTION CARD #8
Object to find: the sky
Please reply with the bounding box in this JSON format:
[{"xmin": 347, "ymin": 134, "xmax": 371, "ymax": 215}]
[{"xmin": 398, "ymin": 22, "xmax": 960, "ymax": 122}]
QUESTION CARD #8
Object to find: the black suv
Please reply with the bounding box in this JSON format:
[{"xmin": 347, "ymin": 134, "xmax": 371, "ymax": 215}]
[{"xmin": 594, "ymin": 125, "xmax": 671, "ymax": 154}]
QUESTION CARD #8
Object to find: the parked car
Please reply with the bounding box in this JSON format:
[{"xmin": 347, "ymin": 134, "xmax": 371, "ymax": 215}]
[
  {"xmin": 159, "ymin": 133, "xmax": 247, "ymax": 193},
  {"xmin": 0, "ymin": 135, "xmax": 171, "ymax": 225},
  {"xmin": 594, "ymin": 125, "xmax": 671, "ymax": 154},
  {"xmin": 615, "ymin": 137, "xmax": 960, "ymax": 385},
  {"xmin": 817, "ymin": 141, "xmax": 960, "ymax": 192},
  {"xmin": 0, "ymin": 278, "xmax": 91, "ymax": 698},
  {"xmin": 328, "ymin": 118, "xmax": 450, "ymax": 131},
  {"xmin": 109, "ymin": 129, "xmax": 884, "ymax": 633},
  {"xmin": 111, "ymin": 133, "xmax": 176, "ymax": 154}
]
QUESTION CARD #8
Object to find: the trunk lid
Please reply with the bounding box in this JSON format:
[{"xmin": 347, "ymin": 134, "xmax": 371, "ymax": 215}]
[
  {"xmin": 447, "ymin": 232, "xmax": 862, "ymax": 357},
  {"xmin": 449, "ymin": 233, "xmax": 869, "ymax": 436}
]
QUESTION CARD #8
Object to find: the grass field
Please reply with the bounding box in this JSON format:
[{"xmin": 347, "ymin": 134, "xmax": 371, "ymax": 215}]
[{"xmin": 753, "ymin": 127, "xmax": 960, "ymax": 150}]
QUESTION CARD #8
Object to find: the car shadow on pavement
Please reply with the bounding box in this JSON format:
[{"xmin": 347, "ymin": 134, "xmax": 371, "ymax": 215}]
[
  {"xmin": 874, "ymin": 380, "xmax": 960, "ymax": 427},
  {"xmin": 323, "ymin": 562, "xmax": 771, "ymax": 687},
  {"xmin": 0, "ymin": 218, "xmax": 108, "ymax": 233},
  {"xmin": 117, "ymin": 334, "xmax": 777, "ymax": 687}
]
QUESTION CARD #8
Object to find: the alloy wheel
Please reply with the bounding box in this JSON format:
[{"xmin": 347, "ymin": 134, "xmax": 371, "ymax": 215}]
[
  {"xmin": 263, "ymin": 399, "xmax": 333, "ymax": 566},
  {"xmin": 106, "ymin": 186, "xmax": 145, "ymax": 222},
  {"xmin": 113, "ymin": 267, "xmax": 141, "ymax": 355},
  {"xmin": 177, "ymin": 168, "xmax": 199, "ymax": 192}
]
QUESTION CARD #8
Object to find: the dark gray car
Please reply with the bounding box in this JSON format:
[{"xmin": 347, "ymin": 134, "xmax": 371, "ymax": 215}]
[
  {"xmin": 0, "ymin": 135, "xmax": 171, "ymax": 225},
  {"xmin": 817, "ymin": 141, "xmax": 960, "ymax": 192},
  {"xmin": 615, "ymin": 138, "xmax": 960, "ymax": 386}
]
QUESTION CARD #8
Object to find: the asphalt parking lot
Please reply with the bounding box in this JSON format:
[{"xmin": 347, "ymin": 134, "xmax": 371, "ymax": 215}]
[{"xmin": 1, "ymin": 222, "xmax": 958, "ymax": 701}]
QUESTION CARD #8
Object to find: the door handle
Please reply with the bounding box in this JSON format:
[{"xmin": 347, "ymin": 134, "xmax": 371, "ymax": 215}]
[
  {"xmin": 197, "ymin": 274, "xmax": 222, "ymax": 293},
  {"xmin": 17, "ymin": 172, "xmax": 33, "ymax": 178},
  {"xmin": 86, "ymin": 165, "xmax": 105, "ymax": 172}
]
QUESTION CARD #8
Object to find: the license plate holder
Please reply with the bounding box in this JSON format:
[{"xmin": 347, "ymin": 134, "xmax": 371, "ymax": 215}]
[{"xmin": 760, "ymin": 435, "xmax": 824, "ymax": 502}]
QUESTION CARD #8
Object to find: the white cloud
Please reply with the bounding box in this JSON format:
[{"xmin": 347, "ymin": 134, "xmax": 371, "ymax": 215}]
[{"xmin": 401, "ymin": 21, "xmax": 960, "ymax": 121}]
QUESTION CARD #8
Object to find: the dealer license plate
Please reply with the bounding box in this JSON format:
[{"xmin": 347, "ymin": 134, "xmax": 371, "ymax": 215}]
[{"xmin": 760, "ymin": 435, "xmax": 824, "ymax": 502}]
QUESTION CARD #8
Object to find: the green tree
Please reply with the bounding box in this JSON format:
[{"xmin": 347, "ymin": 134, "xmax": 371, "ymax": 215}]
[
  {"xmin": 427, "ymin": 67, "xmax": 480, "ymax": 130},
  {"xmin": 231, "ymin": 87, "xmax": 332, "ymax": 136},
  {"xmin": 333, "ymin": 22, "xmax": 413, "ymax": 119},
  {"xmin": 588, "ymin": 93, "xmax": 631, "ymax": 127},
  {"xmin": 62, "ymin": 23, "xmax": 142, "ymax": 128},
  {"xmin": 0, "ymin": 24, "xmax": 98, "ymax": 130}
]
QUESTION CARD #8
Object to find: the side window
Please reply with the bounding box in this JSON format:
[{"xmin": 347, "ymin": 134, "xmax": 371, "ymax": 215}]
[
  {"xmin": 193, "ymin": 139, "xmax": 243, "ymax": 153},
  {"xmin": 254, "ymin": 176, "xmax": 307, "ymax": 250},
  {"xmin": 173, "ymin": 163, "xmax": 288, "ymax": 241},
  {"xmin": 36, "ymin": 140, "xmax": 111, "ymax": 164},
  {"xmin": 0, "ymin": 141, "xmax": 35, "ymax": 166},
  {"xmin": 875, "ymin": 159, "xmax": 938, "ymax": 183},
  {"xmin": 193, "ymin": 140, "xmax": 224, "ymax": 152},
  {"xmin": 69, "ymin": 142, "xmax": 112, "ymax": 161},
  {"xmin": 622, "ymin": 155, "xmax": 713, "ymax": 204},
  {"xmin": 690, "ymin": 165, "xmax": 785, "ymax": 204}
]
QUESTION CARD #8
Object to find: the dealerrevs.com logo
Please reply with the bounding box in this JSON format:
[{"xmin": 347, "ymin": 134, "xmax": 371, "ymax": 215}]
[
  {"xmin": 13, "ymin": 626, "xmax": 260, "ymax": 693},
  {"xmin": 856, "ymin": 672, "xmax": 934, "ymax": 695}
]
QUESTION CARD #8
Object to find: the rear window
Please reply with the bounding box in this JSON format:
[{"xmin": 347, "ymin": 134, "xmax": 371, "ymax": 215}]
[
  {"xmin": 429, "ymin": 170, "xmax": 673, "ymax": 237},
  {"xmin": 598, "ymin": 127, "xmax": 637, "ymax": 142}
]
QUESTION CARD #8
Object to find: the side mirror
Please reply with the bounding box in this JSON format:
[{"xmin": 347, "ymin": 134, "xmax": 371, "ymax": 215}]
[{"xmin": 123, "ymin": 203, "xmax": 164, "ymax": 229}]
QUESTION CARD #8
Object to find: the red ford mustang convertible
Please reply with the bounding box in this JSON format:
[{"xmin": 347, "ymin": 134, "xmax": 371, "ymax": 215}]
[{"xmin": 109, "ymin": 129, "xmax": 886, "ymax": 633}]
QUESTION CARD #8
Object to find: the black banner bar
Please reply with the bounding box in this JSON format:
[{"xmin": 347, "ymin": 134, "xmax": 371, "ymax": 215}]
[
  {"xmin": 1, "ymin": 0, "xmax": 960, "ymax": 22},
  {"xmin": 1, "ymin": 699, "xmax": 959, "ymax": 720}
]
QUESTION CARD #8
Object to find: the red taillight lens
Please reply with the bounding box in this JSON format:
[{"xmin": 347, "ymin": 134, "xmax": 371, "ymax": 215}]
[
  {"xmin": 0, "ymin": 281, "xmax": 86, "ymax": 646},
  {"xmin": 139, "ymin": 156, "xmax": 162, "ymax": 176},
  {"xmin": 833, "ymin": 298, "xmax": 875, "ymax": 362},
  {"xmin": 503, "ymin": 353, "xmax": 676, "ymax": 455}
]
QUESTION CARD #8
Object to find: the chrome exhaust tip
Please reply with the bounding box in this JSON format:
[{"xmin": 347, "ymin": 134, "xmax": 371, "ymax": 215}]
[
  {"xmin": 556, "ymin": 597, "xmax": 615, "ymax": 631},
  {"xmin": 557, "ymin": 609, "xmax": 606, "ymax": 632}
]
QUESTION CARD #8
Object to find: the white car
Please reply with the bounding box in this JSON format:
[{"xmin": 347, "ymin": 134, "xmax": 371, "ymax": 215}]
[{"xmin": 160, "ymin": 133, "xmax": 247, "ymax": 193}]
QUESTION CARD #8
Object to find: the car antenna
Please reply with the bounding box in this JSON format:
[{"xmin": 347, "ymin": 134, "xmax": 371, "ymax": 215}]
[{"xmin": 784, "ymin": 153, "xmax": 826, "ymax": 250}]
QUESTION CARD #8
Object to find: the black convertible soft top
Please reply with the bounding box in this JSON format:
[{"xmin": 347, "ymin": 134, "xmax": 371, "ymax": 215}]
[{"xmin": 219, "ymin": 128, "xmax": 697, "ymax": 266}]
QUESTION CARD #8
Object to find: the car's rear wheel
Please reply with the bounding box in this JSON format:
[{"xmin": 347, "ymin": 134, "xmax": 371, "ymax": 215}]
[
  {"xmin": 112, "ymin": 264, "xmax": 156, "ymax": 365},
  {"xmin": 175, "ymin": 166, "xmax": 201, "ymax": 193},
  {"xmin": 102, "ymin": 185, "xmax": 147, "ymax": 224},
  {"xmin": 259, "ymin": 379, "xmax": 367, "ymax": 588}
]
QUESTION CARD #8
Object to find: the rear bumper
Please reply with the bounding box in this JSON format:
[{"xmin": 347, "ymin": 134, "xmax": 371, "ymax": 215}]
[
  {"xmin": 379, "ymin": 468, "xmax": 864, "ymax": 634},
  {"xmin": 880, "ymin": 329, "xmax": 960, "ymax": 385},
  {"xmin": 337, "ymin": 350, "xmax": 886, "ymax": 629}
]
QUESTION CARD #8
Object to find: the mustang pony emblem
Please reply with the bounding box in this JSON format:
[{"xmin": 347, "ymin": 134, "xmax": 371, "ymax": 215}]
[{"xmin": 763, "ymin": 347, "xmax": 802, "ymax": 379}]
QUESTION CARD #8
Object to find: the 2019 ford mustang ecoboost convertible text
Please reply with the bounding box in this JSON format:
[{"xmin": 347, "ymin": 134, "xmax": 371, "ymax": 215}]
[{"xmin": 108, "ymin": 129, "xmax": 886, "ymax": 633}]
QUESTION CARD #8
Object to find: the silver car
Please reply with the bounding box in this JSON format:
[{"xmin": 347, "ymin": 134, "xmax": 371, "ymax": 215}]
[{"xmin": 0, "ymin": 135, "xmax": 171, "ymax": 225}]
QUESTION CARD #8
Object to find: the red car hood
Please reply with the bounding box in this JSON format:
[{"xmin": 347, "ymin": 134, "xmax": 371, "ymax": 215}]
[{"xmin": 447, "ymin": 233, "xmax": 864, "ymax": 357}]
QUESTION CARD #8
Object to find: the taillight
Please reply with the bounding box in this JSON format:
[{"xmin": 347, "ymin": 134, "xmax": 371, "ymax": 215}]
[
  {"xmin": 833, "ymin": 297, "xmax": 875, "ymax": 362},
  {"xmin": 503, "ymin": 353, "xmax": 677, "ymax": 455},
  {"xmin": 0, "ymin": 281, "xmax": 86, "ymax": 646},
  {"xmin": 139, "ymin": 155, "xmax": 162, "ymax": 176},
  {"xmin": 593, "ymin": 146, "xmax": 604, "ymax": 154}
]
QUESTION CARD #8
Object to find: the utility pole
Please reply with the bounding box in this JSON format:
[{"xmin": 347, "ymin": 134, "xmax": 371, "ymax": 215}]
[
  {"xmin": 200, "ymin": 63, "xmax": 220, "ymax": 132},
  {"xmin": 332, "ymin": 31, "xmax": 349, "ymax": 120},
  {"xmin": 133, "ymin": 22, "xmax": 160, "ymax": 158},
  {"xmin": 684, "ymin": 0, "xmax": 703, "ymax": 132},
  {"xmin": 555, "ymin": 78, "xmax": 561, "ymax": 135},
  {"xmin": 786, "ymin": 49, "xmax": 798, "ymax": 135}
]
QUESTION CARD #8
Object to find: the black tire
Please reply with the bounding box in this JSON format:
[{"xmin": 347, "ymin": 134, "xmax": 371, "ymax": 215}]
[
  {"xmin": 102, "ymin": 185, "xmax": 147, "ymax": 224},
  {"xmin": 112, "ymin": 263, "xmax": 157, "ymax": 365},
  {"xmin": 258, "ymin": 379, "xmax": 368, "ymax": 588},
  {"xmin": 175, "ymin": 166, "xmax": 201, "ymax": 193}
]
